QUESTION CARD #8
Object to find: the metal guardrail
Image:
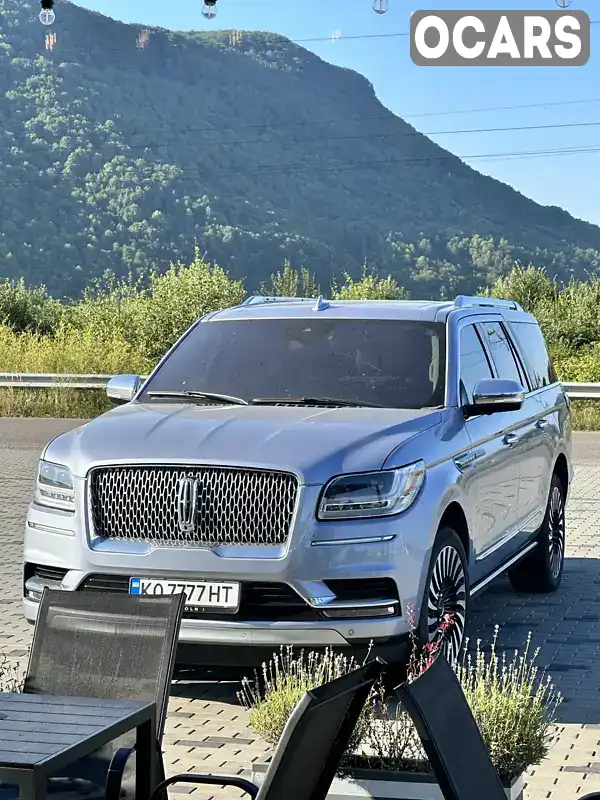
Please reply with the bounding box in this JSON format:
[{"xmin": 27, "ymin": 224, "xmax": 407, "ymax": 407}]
[
  {"xmin": 0, "ymin": 373, "xmax": 114, "ymax": 389},
  {"xmin": 561, "ymin": 382, "xmax": 600, "ymax": 400},
  {"xmin": 0, "ymin": 374, "xmax": 599, "ymax": 398}
]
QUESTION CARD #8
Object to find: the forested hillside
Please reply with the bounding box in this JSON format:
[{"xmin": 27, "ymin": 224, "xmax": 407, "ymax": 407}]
[{"xmin": 1, "ymin": 0, "xmax": 600, "ymax": 297}]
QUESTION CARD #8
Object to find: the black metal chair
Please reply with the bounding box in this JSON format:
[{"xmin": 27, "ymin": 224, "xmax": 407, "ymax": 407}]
[
  {"xmin": 396, "ymin": 651, "xmax": 600, "ymax": 800},
  {"xmin": 2, "ymin": 588, "xmax": 184, "ymax": 800},
  {"xmin": 148, "ymin": 657, "xmax": 386, "ymax": 800}
]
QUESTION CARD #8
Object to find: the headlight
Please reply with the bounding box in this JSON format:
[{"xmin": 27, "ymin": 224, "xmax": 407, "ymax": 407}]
[
  {"xmin": 318, "ymin": 461, "xmax": 425, "ymax": 521},
  {"xmin": 34, "ymin": 460, "xmax": 75, "ymax": 512}
]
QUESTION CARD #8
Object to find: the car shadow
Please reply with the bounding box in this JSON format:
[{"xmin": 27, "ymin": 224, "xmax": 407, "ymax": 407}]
[
  {"xmin": 171, "ymin": 555, "xmax": 600, "ymax": 728},
  {"xmin": 467, "ymin": 556, "xmax": 600, "ymax": 725}
]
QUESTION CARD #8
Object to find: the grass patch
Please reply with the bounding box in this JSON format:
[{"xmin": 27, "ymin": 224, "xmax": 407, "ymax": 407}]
[
  {"xmin": 569, "ymin": 400, "xmax": 600, "ymax": 431},
  {"xmin": 0, "ymin": 388, "xmax": 111, "ymax": 418}
]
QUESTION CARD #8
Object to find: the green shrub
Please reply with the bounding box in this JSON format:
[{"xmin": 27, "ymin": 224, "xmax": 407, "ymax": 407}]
[
  {"xmin": 240, "ymin": 627, "xmax": 561, "ymax": 783},
  {"xmin": 238, "ymin": 646, "xmax": 368, "ymax": 751}
]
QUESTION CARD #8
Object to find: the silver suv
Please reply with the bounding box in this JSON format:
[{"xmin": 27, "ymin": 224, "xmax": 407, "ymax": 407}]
[{"xmin": 23, "ymin": 295, "xmax": 572, "ymax": 666}]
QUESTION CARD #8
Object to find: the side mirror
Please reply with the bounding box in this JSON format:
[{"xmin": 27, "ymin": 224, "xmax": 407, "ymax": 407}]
[
  {"xmin": 106, "ymin": 374, "xmax": 141, "ymax": 406},
  {"xmin": 463, "ymin": 378, "xmax": 526, "ymax": 417}
]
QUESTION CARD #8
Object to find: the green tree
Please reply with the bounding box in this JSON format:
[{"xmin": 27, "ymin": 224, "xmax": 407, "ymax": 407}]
[
  {"xmin": 332, "ymin": 269, "xmax": 406, "ymax": 300},
  {"xmin": 260, "ymin": 262, "xmax": 320, "ymax": 297},
  {"xmin": 136, "ymin": 249, "xmax": 246, "ymax": 363}
]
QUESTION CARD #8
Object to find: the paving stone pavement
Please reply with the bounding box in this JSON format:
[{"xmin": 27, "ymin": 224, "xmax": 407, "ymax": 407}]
[{"xmin": 0, "ymin": 421, "xmax": 599, "ymax": 799}]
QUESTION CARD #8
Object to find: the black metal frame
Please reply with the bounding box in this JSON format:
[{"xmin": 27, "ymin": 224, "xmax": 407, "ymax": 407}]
[
  {"xmin": 24, "ymin": 588, "xmax": 184, "ymax": 800},
  {"xmin": 147, "ymin": 657, "xmax": 386, "ymax": 800}
]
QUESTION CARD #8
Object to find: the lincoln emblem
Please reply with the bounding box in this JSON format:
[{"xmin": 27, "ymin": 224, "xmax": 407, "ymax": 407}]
[{"xmin": 177, "ymin": 476, "xmax": 199, "ymax": 534}]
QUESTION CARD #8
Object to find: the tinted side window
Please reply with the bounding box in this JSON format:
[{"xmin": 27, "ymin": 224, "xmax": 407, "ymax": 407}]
[
  {"xmin": 459, "ymin": 324, "xmax": 493, "ymax": 403},
  {"xmin": 480, "ymin": 322, "xmax": 522, "ymax": 383},
  {"xmin": 510, "ymin": 322, "xmax": 558, "ymax": 390}
]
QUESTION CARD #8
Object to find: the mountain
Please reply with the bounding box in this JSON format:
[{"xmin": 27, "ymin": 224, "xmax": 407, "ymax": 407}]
[{"xmin": 1, "ymin": 0, "xmax": 600, "ymax": 298}]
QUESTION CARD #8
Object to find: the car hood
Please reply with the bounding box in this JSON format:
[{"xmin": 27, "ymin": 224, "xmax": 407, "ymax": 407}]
[{"xmin": 44, "ymin": 402, "xmax": 441, "ymax": 485}]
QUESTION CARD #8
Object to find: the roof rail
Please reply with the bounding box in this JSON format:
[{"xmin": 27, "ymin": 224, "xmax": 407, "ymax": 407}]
[
  {"xmin": 240, "ymin": 295, "xmax": 318, "ymax": 307},
  {"xmin": 453, "ymin": 295, "xmax": 523, "ymax": 312}
]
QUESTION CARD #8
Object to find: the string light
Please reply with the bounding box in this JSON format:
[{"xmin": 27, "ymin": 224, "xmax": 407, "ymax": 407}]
[
  {"xmin": 373, "ymin": 0, "xmax": 388, "ymax": 13},
  {"xmin": 202, "ymin": 0, "xmax": 217, "ymax": 20},
  {"xmin": 39, "ymin": 0, "xmax": 55, "ymax": 25}
]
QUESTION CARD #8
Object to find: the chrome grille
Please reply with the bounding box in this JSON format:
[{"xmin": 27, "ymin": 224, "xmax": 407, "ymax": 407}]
[{"xmin": 89, "ymin": 465, "xmax": 299, "ymax": 548}]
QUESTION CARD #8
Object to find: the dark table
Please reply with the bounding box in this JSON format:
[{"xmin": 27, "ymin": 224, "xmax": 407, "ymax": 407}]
[{"xmin": 0, "ymin": 693, "xmax": 156, "ymax": 800}]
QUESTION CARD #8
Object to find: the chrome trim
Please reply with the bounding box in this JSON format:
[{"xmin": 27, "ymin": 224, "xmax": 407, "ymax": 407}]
[
  {"xmin": 308, "ymin": 597, "xmax": 399, "ymax": 610},
  {"xmin": 453, "ymin": 448, "xmax": 485, "ymax": 472},
  {"xmin": 310, "ymin": 534, "xmax": 396, "ymax": 547},
  {"xmin": 88, "ymin": 463, "xmax": 300, "ymax": 549},
  {"xmin": 470, "ymin": 542, "xmax": 537, "ymax": 595},
  {"xmin": 27, "ymin": 521, "xmax": 75, "ymax": 536},
  {"xmin": 177, "ymin": 476, "xmax": 199, "ymax": 534},
  {"xmin": 476, "ymin": 510, "xmax": 541, "ymax": 561},
  {"xmin": 24, "ymin": 577, "xmax": 65, "ymax": 594}
]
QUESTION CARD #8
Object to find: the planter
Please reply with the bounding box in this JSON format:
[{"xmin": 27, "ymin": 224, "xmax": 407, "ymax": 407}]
[
  {"xmin": 325, "ymin": 769, "xmax": 523, "ymax": 800},
  {"xmin": 247, "ymin": 765, "xmax": 524, "ymax": 800}
]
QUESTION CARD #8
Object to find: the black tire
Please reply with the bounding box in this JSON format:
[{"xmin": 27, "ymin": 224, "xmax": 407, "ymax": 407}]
[
  {"xmin": 417, "ymin": 527, "xmax": 469, "ymax": 665},
  {"xmin": 508, "ymin": 473, "xmax": 566, "ymax": 593}
]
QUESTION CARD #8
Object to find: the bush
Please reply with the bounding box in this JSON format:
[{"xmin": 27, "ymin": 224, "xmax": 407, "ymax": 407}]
[
  {"xmin": 0, "ymin": 259, "xmax": 600, "ymax": 424},
  {"xmin": 332, "ymin": 268, "xmax": 406, "ymax": 300},
  {"xmin": 454, "ymin": 628, "xmax": 561, "ymax": 782},
  {"xmin": 240, "ymin": 624, "xmax": 561, "ymax": 783},
  {"xmin": 238, "ymin": 646, "xmax": 368, "ymax": 753},
  {"xmin": 0, "ymin": 278, "xmax": 62, "ymax": 334}
]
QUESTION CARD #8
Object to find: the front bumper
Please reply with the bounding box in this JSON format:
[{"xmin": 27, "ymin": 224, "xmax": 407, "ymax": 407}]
[{"xmin": 23, "ymin": 477, "xmax": 433, "ymax": 664}]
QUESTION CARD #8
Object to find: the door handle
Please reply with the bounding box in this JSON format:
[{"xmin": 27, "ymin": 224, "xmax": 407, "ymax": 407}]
[
  {"xmin": 503, "ymin": 433, "xmax": 520, "ymax": 446},
  {"xmin": 535, "ymin": 418, "xmax": 549, "ymax": 430},
  {"xmin": 454, "ymin": 448, "xmax": 485, "ymax": 471}
]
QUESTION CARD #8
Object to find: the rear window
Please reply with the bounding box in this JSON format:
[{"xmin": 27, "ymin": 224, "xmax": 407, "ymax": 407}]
[
  {"xmin": 509, "ymin": 322, "xmax": 558, "ymax": 390},
  {"xmin": 479, "ymin": 322, "xmax": 524, "ymax": 385}
]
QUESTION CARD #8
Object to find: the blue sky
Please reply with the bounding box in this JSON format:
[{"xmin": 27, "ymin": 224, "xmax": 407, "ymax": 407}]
[{"xmin": 72, "ymin": 0, "xmax": 600, "ymax": 226}]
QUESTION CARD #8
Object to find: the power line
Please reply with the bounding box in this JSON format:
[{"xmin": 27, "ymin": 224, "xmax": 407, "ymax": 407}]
[
  {"xmin": 4, "ymin": 118, "xmax": 600, "ymax": 158},
  {"xmin": 127, "ymin": 119, "xmax": 600, "ymax": 149},
  {"xmin": 401, "ymin": 97, "xmax": 600, "ymax": 120},
  {"xmin": 40, "ymin": 96, "xmax": 600, "ymax": 144},
  {"xmin": 43, "ymin": 18, "xmax": 600, "ymax": 54},
  {"xmin": 1, "ymin": 143, "xmax": 599, "ymax": 188},
  {"xmin": 294, "ymin": 20, "xmax": 600, "ymax": 44}
]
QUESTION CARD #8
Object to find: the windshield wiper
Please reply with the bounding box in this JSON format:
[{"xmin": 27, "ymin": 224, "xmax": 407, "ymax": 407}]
[
  {"xmin": 145, "ymin": 391, "xmax": 248, "ymax": 406},
  {"xmin": 251, "ymin": 396, "xmax": 385, "ymax": 408}
]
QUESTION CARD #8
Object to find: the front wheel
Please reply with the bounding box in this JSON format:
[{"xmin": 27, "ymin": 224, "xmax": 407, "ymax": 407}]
[
  {"xmin": 418, "ymin": 527, "xmax": 469, "ymax": 665},
  {"xmin": 508, "ymin": 473, "xmax": 566, "ymax": 593}
]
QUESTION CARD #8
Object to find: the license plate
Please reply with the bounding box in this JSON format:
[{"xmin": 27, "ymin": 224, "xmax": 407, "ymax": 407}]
[{"xmin": 129, "ymin": 578, "xmax": 240, "ymax": 611}]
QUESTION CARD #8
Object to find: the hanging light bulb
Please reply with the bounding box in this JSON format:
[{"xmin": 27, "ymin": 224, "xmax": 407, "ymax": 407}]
[
  {"xmin": 201, "ymin": 0, "xmax": 217, "ymax": 20},
  {"xmin": 39, "ymin": 0, "xmax": 55, "ymax": 25},
  {"xmin": 372, "ymin": 0, "xmax": 388, "ymax": 14}
]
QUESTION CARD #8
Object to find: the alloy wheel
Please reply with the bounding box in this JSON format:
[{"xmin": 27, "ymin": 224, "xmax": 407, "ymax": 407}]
[
  {"xmin": 427, "ymin": 545, "xmax": 467, "ymax": 663},
  {"xmin": 548, "ymin": 485, "xmax": 566, "ymax": 580}
]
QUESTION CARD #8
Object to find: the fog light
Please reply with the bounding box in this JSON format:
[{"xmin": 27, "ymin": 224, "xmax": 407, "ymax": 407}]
[
  {"xmin": 26, "ymin": 588, "xmax": 43, "ymax": 602},
  {"xmin": 321, "ymin": 603, "xmax": 398, "ymax": 619}
]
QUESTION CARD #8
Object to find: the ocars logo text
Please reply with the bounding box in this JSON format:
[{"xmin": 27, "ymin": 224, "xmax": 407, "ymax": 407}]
[{"xmin": 410, "ymin": 10, "xmax": 590, "ymax": 66}]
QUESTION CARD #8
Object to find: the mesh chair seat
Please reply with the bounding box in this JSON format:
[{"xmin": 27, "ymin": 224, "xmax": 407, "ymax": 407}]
[{"xmin": 2, "ymin": 590, "xmax": 184, "ymax": 800}]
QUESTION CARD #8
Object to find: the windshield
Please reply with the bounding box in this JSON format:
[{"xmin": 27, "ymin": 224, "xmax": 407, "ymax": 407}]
[{"xmin": 140, "ymin": 318, "xmax": 446, "ymax": 409}]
